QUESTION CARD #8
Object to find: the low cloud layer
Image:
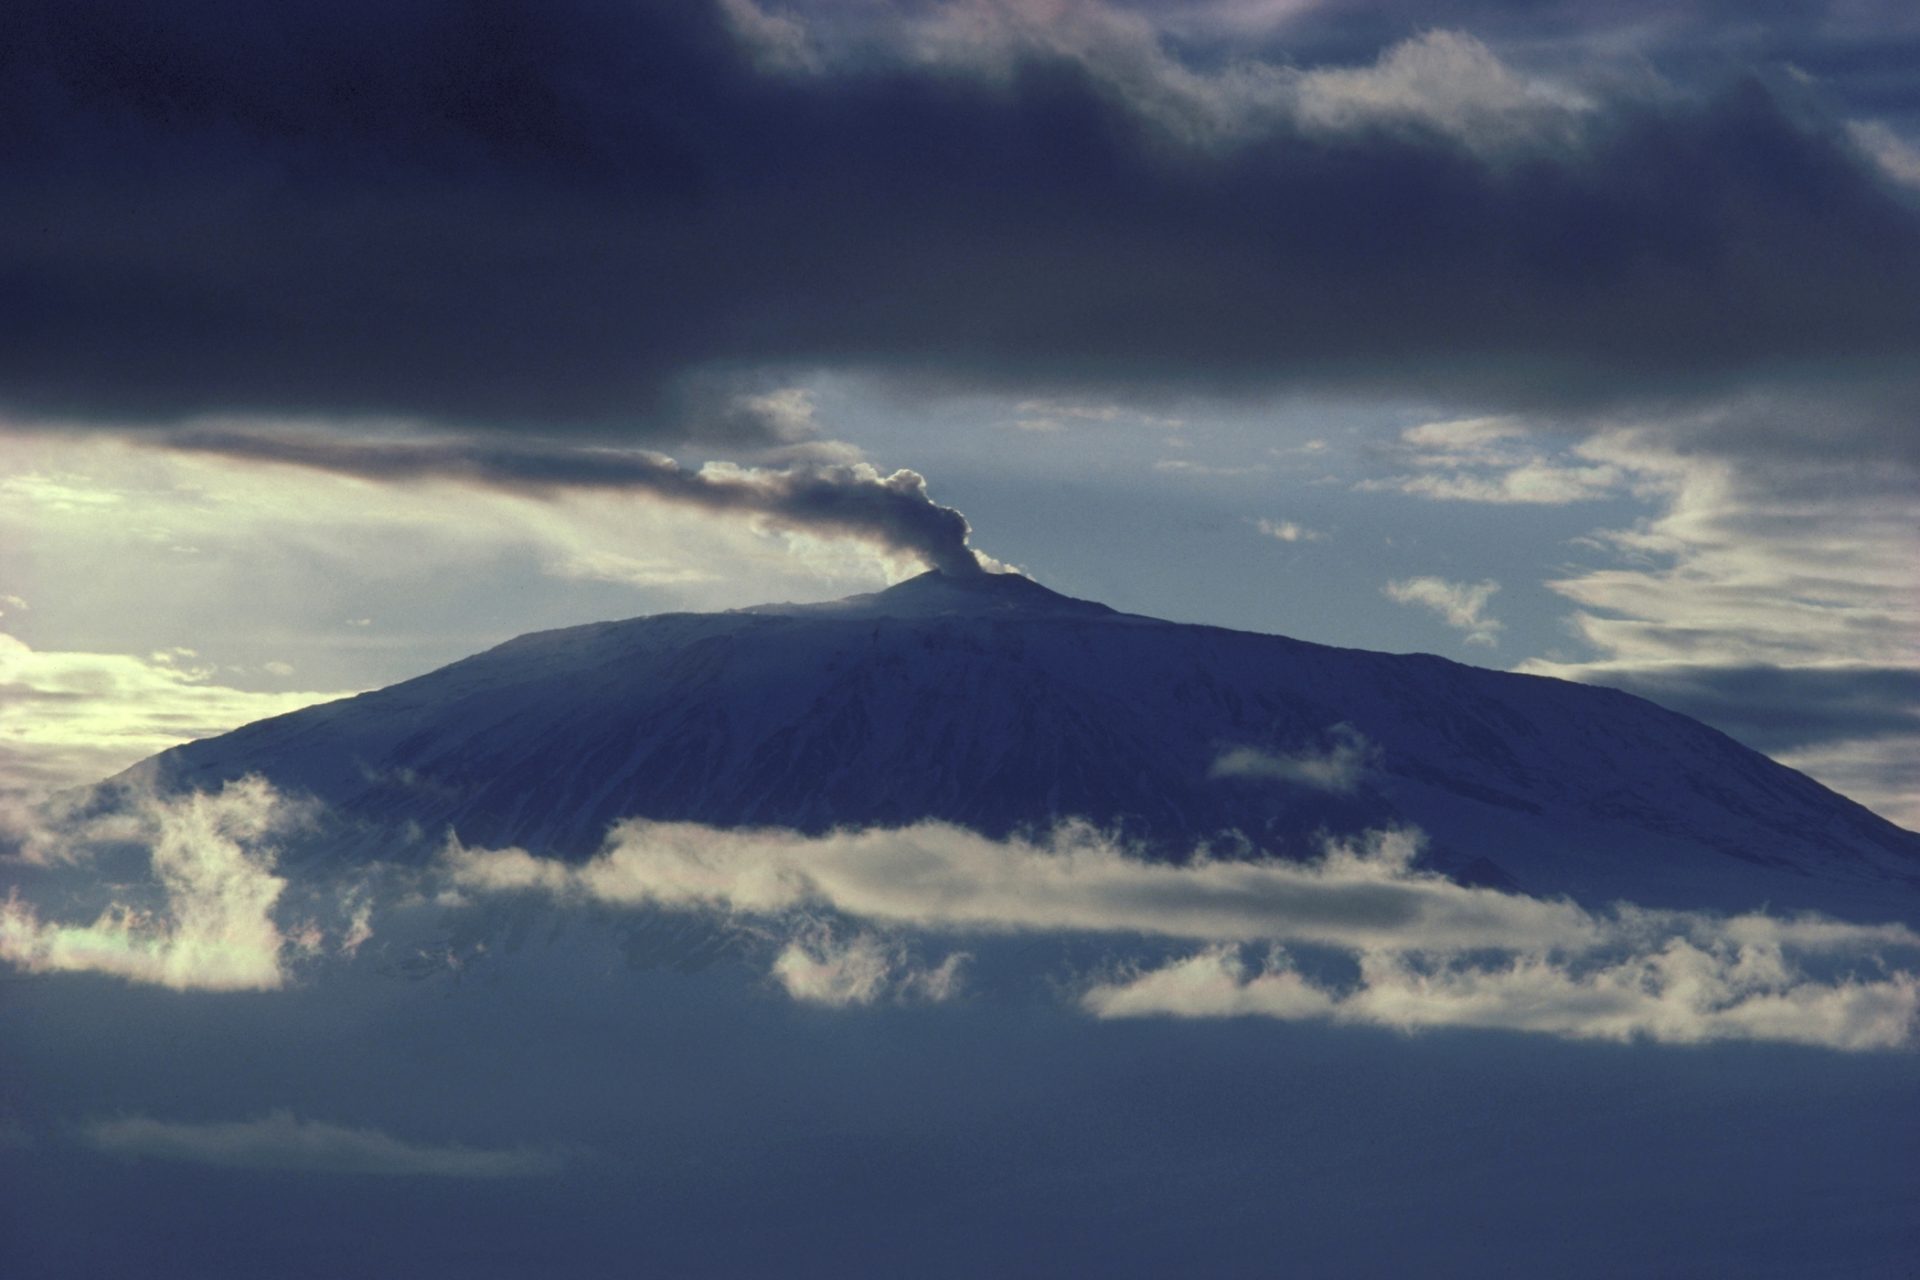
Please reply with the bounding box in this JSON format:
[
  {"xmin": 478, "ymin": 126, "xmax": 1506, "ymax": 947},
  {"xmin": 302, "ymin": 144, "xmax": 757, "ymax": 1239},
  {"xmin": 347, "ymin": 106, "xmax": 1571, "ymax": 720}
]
[
  {"xmin": 445, "ymin": 817, "xmax": 1920, "ymax": 1051},
  {"xmin": 0, "ymin": 777, "xmax": 298, "ymax": 990},
  {"xmin": 7, "ymin": 777, "xmax": 1913, "ymax": 1050},
  {"xmin": 83, "ymin": 1110, "xmax": 567, "ymax": 1178},
  {"xmin": 163, "ymin": 427, "xmax": 986, "ymax": 577}
]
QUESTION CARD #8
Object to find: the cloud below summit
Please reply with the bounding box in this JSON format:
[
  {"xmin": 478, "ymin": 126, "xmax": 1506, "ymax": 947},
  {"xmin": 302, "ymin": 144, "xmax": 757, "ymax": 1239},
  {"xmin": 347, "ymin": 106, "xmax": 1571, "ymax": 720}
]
[{"xmin": 443, "ymin": 817, "xmax": 1920, "ymax": 1051}]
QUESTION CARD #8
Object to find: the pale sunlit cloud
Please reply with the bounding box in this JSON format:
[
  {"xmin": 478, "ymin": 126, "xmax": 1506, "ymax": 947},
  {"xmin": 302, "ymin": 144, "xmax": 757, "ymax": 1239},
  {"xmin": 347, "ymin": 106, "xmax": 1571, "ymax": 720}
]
[
  {"xmin": 0, "ymin": 633, "xmax": 354, "ymax": 799},
  {"xmin": 1383, "ymin": 576, "xmax": 1503, "ymax": 646},
  {"xmin": 0, "ymin": 777, "xmax": 299, "ymax": 990},
  {"xmin": 0, "ymin": 427, "xmax": 926, "ymax": 722},
  {"xmin": 443, "ymin": 820, "xmax": 1601, "ymax": 955},
  {"xmin": 1, "ymin": 423, "xmax": 917, "ymax": 601}
]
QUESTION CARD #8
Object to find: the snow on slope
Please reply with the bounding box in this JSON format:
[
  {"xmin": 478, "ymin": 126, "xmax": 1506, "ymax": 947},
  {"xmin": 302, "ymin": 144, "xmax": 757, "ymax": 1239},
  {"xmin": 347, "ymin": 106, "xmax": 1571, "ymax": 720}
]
[{"xmin": 124, "ymin": 570, "xmax": 1920, "ymax": 916}]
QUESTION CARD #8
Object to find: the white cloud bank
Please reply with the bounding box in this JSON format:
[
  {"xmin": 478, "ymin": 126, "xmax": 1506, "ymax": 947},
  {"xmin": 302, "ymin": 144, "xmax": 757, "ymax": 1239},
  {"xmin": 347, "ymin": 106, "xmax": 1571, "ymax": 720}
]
[
  {"xmin": 446, "ymin": 819, "xmax": 1920, "ymax": 1051},
  {"xmin": 6, "ymin": 775, "xmax": 1908, "ymax": 1051},
  {"xmin": 0, "ymin": 777, "xmax": 299, "ymax": 990},
  {"xmin": 83, "ymin": 1110, "xmax": 567, "ymax": 1178}
]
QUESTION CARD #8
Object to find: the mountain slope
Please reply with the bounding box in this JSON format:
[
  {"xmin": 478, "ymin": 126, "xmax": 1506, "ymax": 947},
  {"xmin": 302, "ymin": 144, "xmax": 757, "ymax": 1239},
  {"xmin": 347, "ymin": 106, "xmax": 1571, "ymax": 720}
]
[{"xmin": 127, "ymin": 570, "xmax": 1920, "ymax": 914}]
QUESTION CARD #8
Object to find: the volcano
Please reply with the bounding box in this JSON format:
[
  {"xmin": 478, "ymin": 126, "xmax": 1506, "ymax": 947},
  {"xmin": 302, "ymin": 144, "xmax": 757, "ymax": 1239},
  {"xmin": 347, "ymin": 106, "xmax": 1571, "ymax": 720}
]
[{"xmin": 121, "ymin": 570, "xmax": 1919, "ymax": 915}]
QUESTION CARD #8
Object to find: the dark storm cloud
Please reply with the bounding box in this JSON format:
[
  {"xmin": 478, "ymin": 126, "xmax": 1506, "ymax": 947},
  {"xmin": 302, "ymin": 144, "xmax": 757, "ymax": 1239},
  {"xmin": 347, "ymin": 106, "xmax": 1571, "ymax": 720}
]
[
  {"xmin": 166, "ymin": 426, "xmax": 985, "ymax": 574},
  {"xmin": 4, "ymin": 0, "xmax": 1920, "ymax": 441}
]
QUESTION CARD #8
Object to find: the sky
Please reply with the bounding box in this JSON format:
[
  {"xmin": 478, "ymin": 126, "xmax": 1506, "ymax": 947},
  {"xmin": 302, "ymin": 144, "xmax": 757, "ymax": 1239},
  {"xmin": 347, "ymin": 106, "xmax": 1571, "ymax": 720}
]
[
  {"xmin": 2, "ymin": 4, "xmax": 1918, "ymax": 1273},
  {"xmin": 1, "ymin": 0, "xmax": 1916, "ymax": 829}
]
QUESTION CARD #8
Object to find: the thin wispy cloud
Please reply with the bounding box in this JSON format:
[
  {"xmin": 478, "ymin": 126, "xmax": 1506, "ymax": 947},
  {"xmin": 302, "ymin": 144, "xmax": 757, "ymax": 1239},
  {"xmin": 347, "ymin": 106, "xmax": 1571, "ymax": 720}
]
[
  {"xmin": 1256, "ymin": 518, "xmax": 1326, "ymax": 543},
  {"xmin": 1383, "ymin": 577, "xmax": 1504, "ymax": 646},
  {"xmin": 83, "ymin": 1110, "xmax": 568, "ymax": 1178},
  {"xmin": 1210, "ymin": 725, "xmax": 1376, "ymax": 794},
  {"xmin": 1358, "ymin": 416, "xmax": 1625, "ymax": 505},
  {"xmin": 739, "ymin": 11, "xmax": 1591, "ymax": 156}
]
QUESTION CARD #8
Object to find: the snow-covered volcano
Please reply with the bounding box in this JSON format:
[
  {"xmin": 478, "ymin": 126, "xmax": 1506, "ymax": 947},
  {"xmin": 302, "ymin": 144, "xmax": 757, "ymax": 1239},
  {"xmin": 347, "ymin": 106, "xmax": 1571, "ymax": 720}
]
[{"xmin": 124, "ymin": 570, "xmax": 1918, "ymax": 914}]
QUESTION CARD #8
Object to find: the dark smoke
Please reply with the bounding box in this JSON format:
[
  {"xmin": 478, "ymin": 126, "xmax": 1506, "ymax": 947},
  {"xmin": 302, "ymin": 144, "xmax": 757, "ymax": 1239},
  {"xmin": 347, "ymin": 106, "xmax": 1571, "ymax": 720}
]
[{"xmin": 164, "ymin": 428, "xmax": 984, "ymax": 577}]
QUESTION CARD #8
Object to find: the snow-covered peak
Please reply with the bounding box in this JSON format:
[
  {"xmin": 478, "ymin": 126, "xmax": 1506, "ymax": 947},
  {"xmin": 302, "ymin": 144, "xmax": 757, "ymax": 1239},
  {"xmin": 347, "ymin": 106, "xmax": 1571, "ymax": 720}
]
[
  {"xmin": 740, "ymin": 569, "xmax": 1118, "ymax": 620},
  {"xmin": 131, "ymin": 569, "xmax": 1920, "ymax": 919}
]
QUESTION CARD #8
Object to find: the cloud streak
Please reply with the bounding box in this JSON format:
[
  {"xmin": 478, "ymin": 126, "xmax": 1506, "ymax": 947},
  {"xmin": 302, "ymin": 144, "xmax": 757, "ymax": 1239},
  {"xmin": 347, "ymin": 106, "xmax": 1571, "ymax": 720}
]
[
  {"xmin": 443, "ymin": 821, "xmax": 1601, "ymax": 954},
  {"xmin": 1359, "ymin": 416, "xmax": 1626, "ymax": 504},
  {"xmin": 83, "ymin": 1110, "xmax": 567, "ymax": 1178}
]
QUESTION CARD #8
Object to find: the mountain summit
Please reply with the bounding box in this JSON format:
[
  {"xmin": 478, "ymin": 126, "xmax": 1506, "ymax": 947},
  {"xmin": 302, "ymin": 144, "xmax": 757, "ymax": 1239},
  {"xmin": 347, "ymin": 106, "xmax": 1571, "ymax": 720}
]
[
  {"xmin": 740, "ymin": 568, "xmax": 1118, "ymax": 620},
  {"xmin": 127, "ymin": 571, "xmax": 1918, "ymax": 915}
]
